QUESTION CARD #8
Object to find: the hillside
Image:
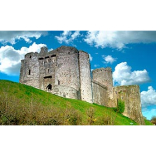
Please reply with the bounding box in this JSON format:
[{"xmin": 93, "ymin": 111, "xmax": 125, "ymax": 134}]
[{"xmin": 0, "ymin": 80, "xmax": 153, "ymax": 125}]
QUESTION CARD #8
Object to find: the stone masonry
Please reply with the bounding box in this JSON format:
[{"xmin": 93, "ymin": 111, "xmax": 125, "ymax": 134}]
[{"xmin": 20, "ymin": 46, "xmax": 144, "ymax": 124}]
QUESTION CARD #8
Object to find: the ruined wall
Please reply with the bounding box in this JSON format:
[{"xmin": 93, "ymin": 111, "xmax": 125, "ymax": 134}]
[
  {"xmin": 79, "ymin": 51, "xmax": 93, "ymax": 103},
  {"xmin": 92, "ymin": 80, "xmax": 108, "ymax": 106},
  {"xmin": 113, "ymin": 85, "xmax": 144, "ymax": 125},
  {"xmin": 20, "ymin": 52, "xmax": 40, "ymax": 88}
]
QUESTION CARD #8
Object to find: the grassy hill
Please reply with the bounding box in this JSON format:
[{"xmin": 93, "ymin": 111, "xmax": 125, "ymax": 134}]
[{"xmin": 0, "ymin": 80, "xmax": 153, "ymax": 125}]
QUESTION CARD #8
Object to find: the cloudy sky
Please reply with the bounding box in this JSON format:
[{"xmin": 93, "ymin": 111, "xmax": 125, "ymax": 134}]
[{"xmin": 0, "ymin": 31, "xmax": 156, "ymax": 120}]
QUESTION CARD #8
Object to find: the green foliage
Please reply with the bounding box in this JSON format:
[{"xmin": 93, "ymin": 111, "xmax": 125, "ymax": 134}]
[
  {"xmin": 144, "ymin": 119, "xmax": 154, "ymax": 125},
  {"xmin": 116, "ymin": 99, "xmax": 125, "ymax": 114}
]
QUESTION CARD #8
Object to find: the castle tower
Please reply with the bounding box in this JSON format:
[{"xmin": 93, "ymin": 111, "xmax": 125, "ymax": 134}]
[
  {"xmin": 92, "ymin": 67, "xmax": 113, "ymax": 98},
  {"xmin": 113, "ymin": 85, "xmax": 144, "ymax": 125},
  {"xmin": 91, "ymin": 68, "xmax": 114, "ymax": 107},
  {"xmin": 20, "ymin": 52, "xmax": 40, "ymax": 88},
  {"xmin": 79, "ymin": 50, "xmax": 93, "ymax": 103},
  {"xmin": 52, "ymin": 46, "xmax": 81, "ymax": 100}
]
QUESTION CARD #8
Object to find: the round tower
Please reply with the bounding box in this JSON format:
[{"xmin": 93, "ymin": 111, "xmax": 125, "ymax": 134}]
[
  {"xmin": 20, "ymin": 52, "xmax": 40, "ymax": 88},
  {"xmin": 92, "ymin": 67, "xmax": 113, "ymax": 99},
  {"xmin": 55, "ymin": 46, "xmax": 80, "ymax": 92},
  {"xmin": 79, "ymin": 50, "xmax": 93, "ymax": 103}
]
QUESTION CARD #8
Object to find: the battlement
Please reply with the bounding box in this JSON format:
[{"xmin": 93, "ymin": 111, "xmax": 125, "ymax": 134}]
[
  {"xmin": 92, "ymin": 67, "xmax": 112, "ymax": 73},
  {"xmin": 79, "ymin": 50, "xmax": 89, "ymax": 56},
  {"xmin": 25, "ymin": 52, "xmax": 38, "ymax": 59}
]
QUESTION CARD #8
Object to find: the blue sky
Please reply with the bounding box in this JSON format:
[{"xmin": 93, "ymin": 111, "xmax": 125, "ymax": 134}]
[{"xmin": 0, "ymin": 31, "xmax": 156, "ymax": 120}]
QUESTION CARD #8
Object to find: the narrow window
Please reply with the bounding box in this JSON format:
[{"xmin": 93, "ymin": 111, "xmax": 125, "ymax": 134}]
[
  {"xmin": 30, "ymin": 56, "xmax": 31, "ymax": 58},
  {"xmin": 29, "ymin": 70, "xmax": 31, "ymax": 75},
  {"xmin": 58, "ymin": 80, "xmax": 60, "ymax": 85},
  {"xmin": 48, "ymin": 69, "xmax": 50, "ymax": 73},
  {"xmin": 39, "ymin": 58, "xmax": 44, "ymax": 60}
]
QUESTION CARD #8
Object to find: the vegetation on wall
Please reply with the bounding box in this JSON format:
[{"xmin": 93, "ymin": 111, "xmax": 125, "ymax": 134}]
[{"xmin": 116, "ymin": 99, "xmax": 125, "ymax": 114}]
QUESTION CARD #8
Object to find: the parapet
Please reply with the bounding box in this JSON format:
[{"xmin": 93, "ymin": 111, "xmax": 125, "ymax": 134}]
[
  {"xmin": 25, "ymin": 52, "xmax": 38, "ymax": 59},
  {"xmin": 79, "ymin": 50, "xmax": 89, "ymax": 56},
  {"xmin": 40, "ymin": 46, "xmax": 48, "ymax": 53},
  {"xmin": 55, "ymin": 46, "xmax": 79, "ymax": 54},
  {"xmin": 92, "ymin": 67, "xmax": 112, "ymax": 73}
]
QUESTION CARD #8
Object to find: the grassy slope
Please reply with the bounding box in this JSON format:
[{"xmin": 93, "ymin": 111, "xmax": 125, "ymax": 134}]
[{"xmin": 0, "ymin": 80, "xmax": 153, "ymax": 125}]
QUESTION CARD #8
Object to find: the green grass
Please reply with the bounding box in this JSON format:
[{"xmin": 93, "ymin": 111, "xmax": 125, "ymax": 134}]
[
  {"xmin": 144, "ymin": 119, "xmax": 154, "ymax": 125},
  {"xmin": 0, "ymin": 80, "xmax": 153, "ymax": 125}
]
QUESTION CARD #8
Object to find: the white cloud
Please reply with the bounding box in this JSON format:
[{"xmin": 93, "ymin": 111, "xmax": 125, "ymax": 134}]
[
  {"xmin": 113, "ymin": 62, "xmax": 150, "ymax": 85},
  {"xmin": 0, "ymin": 42, "xmax": 47, "ymax": 75},
  {"xmin": 102, "ymin": 55, "xmax": 116, "ymax": 64},
  {"xmin": 0, "ymin": 31, "xmax": 47, "ymax": 44},
  {"xmin": 55, "ymin": 31, "xmax": 80, "ymax": 44},
  {"xmin": 89, "ymin": 54, "xmax": 93, "ymax": 61},
  {"xmin": 84, "ymin": 31, "xmax": 156, "ymax": 49},
  {"xmin": 94, "ymin": 64, "xmax": 99, "ymax": 67},
  {"xmin": 141, "ymin": 86, "xmax": 156, "ymax": 107}
]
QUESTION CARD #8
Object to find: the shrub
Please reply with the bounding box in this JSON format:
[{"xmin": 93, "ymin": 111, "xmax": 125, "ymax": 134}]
[
  {"xmin": 116, "ymin": 99, "xmax": 125, "ymax": 114},
  {"xmin": 86, "ymin": 107, "xmax": 95, "ymax": 125},
  {"xmin": 151, "ymin": 116, "xmax": 156, "ymax": 125}
]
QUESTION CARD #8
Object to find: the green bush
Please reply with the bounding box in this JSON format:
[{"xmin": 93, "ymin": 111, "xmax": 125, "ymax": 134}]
[{"xmin": 116, "ymin": 99, "xmax": 125, "ymax": 114}]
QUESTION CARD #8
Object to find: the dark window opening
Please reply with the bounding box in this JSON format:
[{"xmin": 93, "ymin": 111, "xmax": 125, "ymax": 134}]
[
  {"xmin": 39, "ymin": 58, "xmax": 44, "ymax": 60},
  {"xmin": 44, "ymin": 76, "xmax": 52, "ymax": 79},
  {"xmin": 45, "ymin": 56, "xmax": 49, "ymax": 59},
  {"xmin": 48, "ymin": 69, "xmax": 50, "ymax": 73},
  {"xmin": 51, "ymin": 55, "xmax": 56, "ymax": 57},
  {"xmin": 58, "ymin": 80, "xmax": 60, "ymax": 85},
  {"xmin": 68, "ymin": 52, "xmax": 70, "ymax": 54},
  {"xmin": 28, "ymin": 70, "xmax": 31, "ymax": 75},
  {"xmin": 46, "ymin": 84, "xmax": 52, "ymax": 90},
  {"xmin": 30, "ymin": 56, "xmax": 31, "ymax": 58}
]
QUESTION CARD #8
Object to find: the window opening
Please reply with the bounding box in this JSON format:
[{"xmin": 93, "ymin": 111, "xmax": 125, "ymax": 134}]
[
  {"xmin": 46, "ymin": 84, "xmax": 52, "ymax": 90},
  {"xmin": 45, "ymin": 56, "xmax": 49, "ymax": 59},
  {"xmin": 39, "ymin": 58, "xmax": 44, "ymax": 60},
  {"xmin": 44, "ymin": 76, "xmax": 52, "ymax": 79},
  {"xmin": 28, "ymin": 70, "xmax": 31, "ymax": 75}
]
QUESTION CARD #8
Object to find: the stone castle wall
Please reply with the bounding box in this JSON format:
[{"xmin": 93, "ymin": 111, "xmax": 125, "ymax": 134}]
[
  {"xmin": 20, "ymin": 46, "xmax": 92, "ymax": 103},
  {"xmin": 92, "ymin": 68, "xmax": 113, "ymax": 99},
  {"xmin": 113, "ymin": 85, "xmax": 144, "ymax": 124},
  {"xmin": 92, "ymin": 80, "xmax": 108, "ymax": 106},
  {"xmin": 20, "ymin": 52, "xmax": 40, "ymax": 88},
  {"xmin": 55, "ymin": 46, "xmax": 80, "ymax": 91},
  {"xmin": 79, "ymin": 51, "xmax": 93, "ymax": 103}
]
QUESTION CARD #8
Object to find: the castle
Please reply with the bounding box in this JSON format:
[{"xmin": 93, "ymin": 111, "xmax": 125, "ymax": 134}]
[{"xmin": 20, "ymin": 46, "xmax": 144, "ymax": 124}]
